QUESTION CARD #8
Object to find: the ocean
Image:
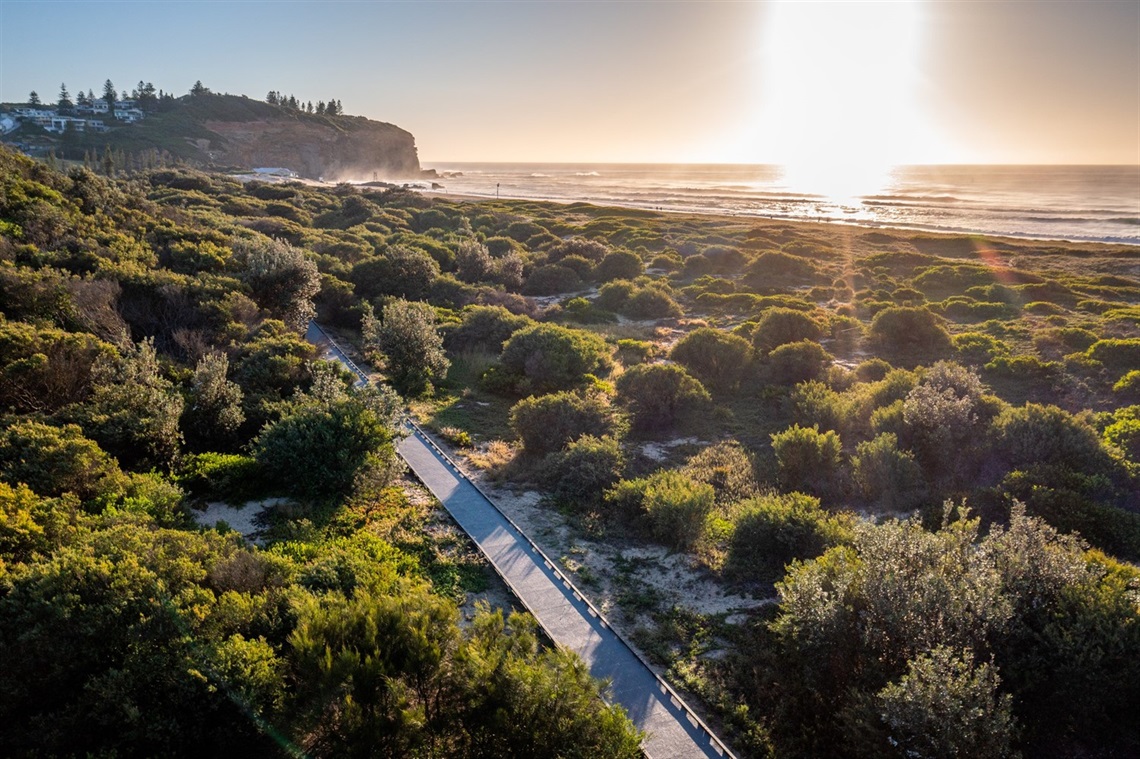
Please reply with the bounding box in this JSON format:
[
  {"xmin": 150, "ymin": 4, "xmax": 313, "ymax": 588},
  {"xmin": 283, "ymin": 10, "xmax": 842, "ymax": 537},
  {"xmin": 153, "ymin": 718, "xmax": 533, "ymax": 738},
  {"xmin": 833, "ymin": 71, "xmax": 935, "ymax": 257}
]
[{"xmin": 418, "ymin": 163, "xmax": 1140, "ymax": 246}]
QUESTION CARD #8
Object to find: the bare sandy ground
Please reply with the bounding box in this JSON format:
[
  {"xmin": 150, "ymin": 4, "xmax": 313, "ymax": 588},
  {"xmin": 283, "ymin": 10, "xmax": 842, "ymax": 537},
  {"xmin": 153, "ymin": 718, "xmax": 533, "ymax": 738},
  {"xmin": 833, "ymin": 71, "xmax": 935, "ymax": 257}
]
[{"xmin": 190, "ymin": 498, "xmax": 288, "ymax": 542}]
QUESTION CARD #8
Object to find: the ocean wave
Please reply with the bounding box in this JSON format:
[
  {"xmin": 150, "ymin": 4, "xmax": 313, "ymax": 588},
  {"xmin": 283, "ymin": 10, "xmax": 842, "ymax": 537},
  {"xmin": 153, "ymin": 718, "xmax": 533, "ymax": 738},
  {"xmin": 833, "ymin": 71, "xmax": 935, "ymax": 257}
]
[{"xmin": 574, "ymin": 171, "xmax": 601, "ymax": 177}]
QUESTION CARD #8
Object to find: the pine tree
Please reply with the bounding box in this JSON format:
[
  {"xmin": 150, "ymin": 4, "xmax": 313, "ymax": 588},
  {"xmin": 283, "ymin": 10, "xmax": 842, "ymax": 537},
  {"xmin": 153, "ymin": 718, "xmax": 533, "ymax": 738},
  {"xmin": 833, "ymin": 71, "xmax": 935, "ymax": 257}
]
[
  {"xmin": 28, "ymin": 90, "xmax": 40, "ymax": 106},
  {"xmin": 316, "ymin": 100, "xmax": 325, "ymax": 114},
  {"xmin": 102, "ymin": 79, "xmax": 116, "ymax": 116},
  {"xmin": 336, "ymin": 99, "xmax": 343, "ymax": 115},
  {"xmin": 58, "ymin": 83, "xmax": 72, "ymax": 111},
  {"xmin": 266, "ymin": 91, "xmax": 278, "ymax": 105}
]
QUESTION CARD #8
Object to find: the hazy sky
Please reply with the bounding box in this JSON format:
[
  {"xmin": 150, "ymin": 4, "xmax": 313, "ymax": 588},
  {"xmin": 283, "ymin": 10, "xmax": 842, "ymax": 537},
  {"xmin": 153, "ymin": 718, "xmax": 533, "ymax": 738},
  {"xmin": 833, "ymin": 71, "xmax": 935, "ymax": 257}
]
[{"xmin": 1, "ymin": 0, "xmax": 1137, "ymax": 165}]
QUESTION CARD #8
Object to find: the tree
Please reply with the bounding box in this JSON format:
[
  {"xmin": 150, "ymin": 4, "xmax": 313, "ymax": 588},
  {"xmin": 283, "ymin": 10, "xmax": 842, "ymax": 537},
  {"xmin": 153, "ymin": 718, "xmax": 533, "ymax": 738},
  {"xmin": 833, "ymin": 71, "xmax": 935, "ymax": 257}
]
[
  {"xmin": 137, "ymin": 81, "xmax": 157, "ymax": 111},
  {"xmin": 68, "ymin": 338, "xmax": 184, "ymax": 471},
  {"xmin": 362, "ymin": 299, "xmax": 449, "ymax": 396},
  {"xmin": 236, "ymin": 236, "xmax": 321, "ymax": 332},
  {"xmin": 615, "ymin": 363, "xmax": 710, "ymax": 431},
  {"xmin": 499, "ymin": 323, "xmax": 612, "ymax": 394},
  {"xmin": 183, "ymin": 352, "xmax": 245, "ymax": 451},
  {"xmin": 509, "ymin": 391, "xmax": 623, "ymax": 456},
  {"xmin": 254, "ymin": 365, "xmax": 403, "ymax": 498},
  {"xmin": 102, "ymin": 79, "xmax": 116, "ymax": 116},
  {"xmin": 27, "ymin": 90, "xmax": 40, "ymax": 106},
  {"xmin": 57, "ymin": 83, "xmax": 72, "ymax": 111},
  {"xmin": 190, "ymin": 80, "xmax": 210, "ymax": 96},
  {"xmin": 669, "ymin": 327, "xmax": 752, "ymax": 392},
  {"xmin": 608, "ymin": 470, "xmax": 714, "ymax": 549}
]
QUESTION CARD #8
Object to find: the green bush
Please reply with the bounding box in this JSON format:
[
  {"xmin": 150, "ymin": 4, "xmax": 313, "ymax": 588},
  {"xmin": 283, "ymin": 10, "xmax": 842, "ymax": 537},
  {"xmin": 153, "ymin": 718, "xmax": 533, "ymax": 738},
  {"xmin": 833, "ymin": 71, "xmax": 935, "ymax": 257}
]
[
  {"xmin": 669, "ymin": 327, "xmax": 752, "ymax": 392},
  {"xmin": 990, "ymin": 403, "xmax": 1117, "ymax": 476},
  {"xmin": 523, "ymin": 264, "xmax": 583, "ymax": 296},
  {"xmin": 621, "ymin": 286, "xmax": 682, "ymax": 319},
  {"xmin": 594, "ymin": 250, "xmax": 643, "ymax": 282},
  {"xmin": 606, "ymin": 470, "xmax": 714, "ymax": 549},
  {"xmin": 869, "ymin": 306, "xmax": 952, "ymax": 366},
  {"xmin": 764, "ymin": 340, "xmax": 832, "ymax": 385},
  {"xmin": 500, "ymin": 323, "xmax": 613, "ymax": 394},
  {"xmin": 177, "ymin": 452, "xmax": 263, "ymax": 503},
  {"xmin": 852, "ymin": 433, "xmax": 926, "ymax": 511},
  {"xmin": 770, "ymin": 424, "xmax": 842, "ymax": 497},
  {"xmin": 752, "ymin": 307, "xmax": 823, "ymax": 353},
  {"xmin": 509, "ymin": 392, "xmax": 623, "ymax": 456},
  {"xmin": 615, "ymin": 363, "xmax": 711, "ymax": 431},
  {"xmin": 725, "ymin": 492, "xmax": 850, "ymax": 584},
  {"xmin": 544, "ymin": 435, "xmax": 625, "ymax": 507},
  {"xmin": 1085, "ymin": 339, "xmax": 1140, "ymax": 369},
  {"xmin": 444, "ymin": 305, "xmax": 534, "ymax": 353}
]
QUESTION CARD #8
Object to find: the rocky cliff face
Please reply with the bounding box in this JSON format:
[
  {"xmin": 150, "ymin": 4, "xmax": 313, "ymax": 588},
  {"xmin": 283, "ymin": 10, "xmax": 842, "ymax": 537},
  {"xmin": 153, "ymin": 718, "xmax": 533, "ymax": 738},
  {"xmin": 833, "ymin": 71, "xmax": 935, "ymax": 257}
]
[{"xmin": 203, "ymin": 115, "xmax": 420, "ymax": 180}]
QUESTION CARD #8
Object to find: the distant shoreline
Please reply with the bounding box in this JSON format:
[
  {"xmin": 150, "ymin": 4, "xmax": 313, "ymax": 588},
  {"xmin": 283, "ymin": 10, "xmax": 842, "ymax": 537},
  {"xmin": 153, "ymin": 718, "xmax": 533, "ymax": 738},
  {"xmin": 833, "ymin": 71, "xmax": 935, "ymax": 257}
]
[{"xmin": 417, "ymin": 186, "xmax": 1140, "ymax": 250}]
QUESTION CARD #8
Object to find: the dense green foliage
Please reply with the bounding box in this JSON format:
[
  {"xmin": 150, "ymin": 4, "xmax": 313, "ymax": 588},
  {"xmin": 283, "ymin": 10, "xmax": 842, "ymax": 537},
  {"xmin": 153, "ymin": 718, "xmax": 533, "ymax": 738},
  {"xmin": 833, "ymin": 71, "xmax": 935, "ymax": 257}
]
[{"xmin": 3, "ymin": 143, "xmax": 1138, "ymax": 758}]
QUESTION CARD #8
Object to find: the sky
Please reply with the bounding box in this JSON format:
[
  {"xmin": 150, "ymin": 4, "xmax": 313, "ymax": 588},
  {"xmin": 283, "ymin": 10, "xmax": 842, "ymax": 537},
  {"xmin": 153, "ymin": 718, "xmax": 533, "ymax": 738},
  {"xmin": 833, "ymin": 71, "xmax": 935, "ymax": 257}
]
[{"xmin": 1, "ymin": 0, "xmax": 1137, "ymax": 165}]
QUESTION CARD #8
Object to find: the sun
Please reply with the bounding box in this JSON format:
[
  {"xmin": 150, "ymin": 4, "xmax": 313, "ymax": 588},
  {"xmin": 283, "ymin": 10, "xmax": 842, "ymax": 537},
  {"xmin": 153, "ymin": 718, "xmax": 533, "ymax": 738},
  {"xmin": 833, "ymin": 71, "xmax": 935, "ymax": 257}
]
[{"xmin": 758, "ymin": 0, "xmax": 935, "ymax": 201}]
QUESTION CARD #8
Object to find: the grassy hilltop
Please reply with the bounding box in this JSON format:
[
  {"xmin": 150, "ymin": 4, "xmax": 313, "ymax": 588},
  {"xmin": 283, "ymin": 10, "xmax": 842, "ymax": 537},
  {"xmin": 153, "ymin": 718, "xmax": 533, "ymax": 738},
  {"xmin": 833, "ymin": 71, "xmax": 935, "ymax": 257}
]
[{"xmin": 1, "ymin": 146, "xmax": 1138, "ymax": 757}]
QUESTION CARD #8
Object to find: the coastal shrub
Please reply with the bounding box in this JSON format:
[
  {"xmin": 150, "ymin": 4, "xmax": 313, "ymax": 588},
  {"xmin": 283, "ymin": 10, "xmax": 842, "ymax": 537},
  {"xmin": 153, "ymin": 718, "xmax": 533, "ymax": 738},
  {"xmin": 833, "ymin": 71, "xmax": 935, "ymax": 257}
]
[
  {"xmin": 764, "ymin": 340, "xmax": 832, "ymax": 385},
  {"xmin": 557, "ymin": 254, "xmax": 595, "ymax": 280},
  {"xmin": 743, "ymin": 251, "xmax": 819, "ymax": 290},
  {"xmin": 0, "ymin": 420, "xmax": 126, "ymax": 502},
  {"xmin": 454, "ymin": 240, "xmax": 493, "ymax": 283},
  {"xmin": 770, "ymin": 424, "xmax": 842, "ymax": 498},
  {"xmin": 522, "ymin": 264, "xmax": 582, "ymax": 296},
  {"xmin": 1113, "ymin": 371, "xmax": 1140, "ymax": 401},
  {"xmin": 509, "ymin": 392, "xmax": 624, "ymax": 457},
  {"xmin": 350, "ymin": 246, "xmax": 439, "ymax": 302},
  {"xmin": 499, "ymin": 323, "xmax": 612, "ymax": 394},
  {"xmin": 606, "ymin": 470, "xmax": 714, "ymax": 549},
  {"xmin": 596, "ymin": 280, "xmax": 636, "ymax": 312},
  {"xmin": 614, "ymin": 338, "xmax": 658, "ymax": 366},
  {"xmin": 669, "ymin": 327, "xmax": 752, "ymax": 392},
  {"xmin": 621, "ymin": 286, "xmax": 682, "ymax": 319},
  {"xmin": 615, "ymin": 363, "xmax": 711, "ymax": 432},
  {"xmin": 989, "ymin": 403, "xmax": 1116, "ymax": 475},
  {"xmin": 177, "ymin": 452, "xmax": 263, "ymax": 503},
  {"xmin": 443, "ymin": 305, "xmax": 533, "ymax": 353},
  {"xmin": 953, "ymin": 332, "xmax": 1009, "ymax": 365},
  {"xmin": 594, "ymin": 250, "xmax": 643, "ymax": 282},
  {"xmin": 548, "ymin": 237, "xmax": 609, "ymax": 263},
  {"xmin": 544, "ymin": 435, "xmax": 625, "ymax": 507},
  {"xmin": 683, "ymin": 441, "xmax": 760, "ymax": 505},
  {"xmin": 752, "ymin": 307, "xmax": 823, "ymax": 354},
  {"xmin": 852, "ymin": 433, "xmax": 927, "ymax": 512},
  {"xmin": 869, "ymin": 306, "xmax": 952, "ymax": 366},
  {"xmin": 912, "ymin": 265, "xmax": 995, "ymax": 298},
  {"xmin": 1085, "ymin": 338, "xmax": 1140, "ymax": 369},
  {"xmin": 363, "ymin": 299, "xmax": 450, "ymax": 397},
  {"xmin": 725, "ymin": 492, "xmax": 851, "ymax": 584}
]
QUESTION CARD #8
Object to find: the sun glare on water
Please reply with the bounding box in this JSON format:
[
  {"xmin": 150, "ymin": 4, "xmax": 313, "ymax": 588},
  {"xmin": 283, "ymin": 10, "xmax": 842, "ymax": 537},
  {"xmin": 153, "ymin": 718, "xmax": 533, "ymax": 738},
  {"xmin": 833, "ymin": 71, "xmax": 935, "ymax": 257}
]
[{"xmin": 760, "ymin": 0, "xmax": 933, "ymax": 203}]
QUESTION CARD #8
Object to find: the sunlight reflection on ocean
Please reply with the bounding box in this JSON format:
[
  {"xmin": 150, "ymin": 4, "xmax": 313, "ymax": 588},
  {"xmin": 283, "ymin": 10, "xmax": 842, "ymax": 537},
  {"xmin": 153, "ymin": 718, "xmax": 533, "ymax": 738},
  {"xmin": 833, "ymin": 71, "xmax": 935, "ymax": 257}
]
[{"xmin": 417, "ymin": 163, "xmax": 1140, "ymax": 245}]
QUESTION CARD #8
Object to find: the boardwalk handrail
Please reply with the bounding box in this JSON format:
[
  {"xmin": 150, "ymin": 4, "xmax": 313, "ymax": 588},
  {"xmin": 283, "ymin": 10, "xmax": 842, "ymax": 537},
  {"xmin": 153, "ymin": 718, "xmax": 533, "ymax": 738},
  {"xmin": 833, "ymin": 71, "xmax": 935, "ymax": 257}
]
[
  {"xmin": 406, "ymin": 419, "xmax": 737, "ymax": 759},
  {"xmin": 307, "ymin": 321, "xmax": 370, "ymax": 385}
]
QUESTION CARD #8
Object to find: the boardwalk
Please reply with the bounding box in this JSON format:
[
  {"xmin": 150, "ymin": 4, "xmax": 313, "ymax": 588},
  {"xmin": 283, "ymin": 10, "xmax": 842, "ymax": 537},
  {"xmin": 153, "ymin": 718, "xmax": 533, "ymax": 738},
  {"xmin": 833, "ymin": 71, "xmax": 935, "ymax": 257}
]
[
  {"xmin": 399, "ymin": 426, "xmax": 733, "ymax": 759},
  {"xmin": 307, "ymin": 323, "xmax": 734, "ymax": 758}
]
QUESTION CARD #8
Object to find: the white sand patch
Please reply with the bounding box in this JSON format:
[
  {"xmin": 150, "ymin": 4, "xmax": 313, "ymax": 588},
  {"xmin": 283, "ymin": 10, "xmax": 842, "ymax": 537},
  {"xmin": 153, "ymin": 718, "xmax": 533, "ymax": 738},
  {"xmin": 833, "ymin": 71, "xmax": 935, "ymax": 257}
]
[
  {"xmin": 640, "ymin": 437, "xmax": 703, "ymax": 462},
  {"xmin": 191, "ymin": 497, "xmax": 288, "ymax": 541}
]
